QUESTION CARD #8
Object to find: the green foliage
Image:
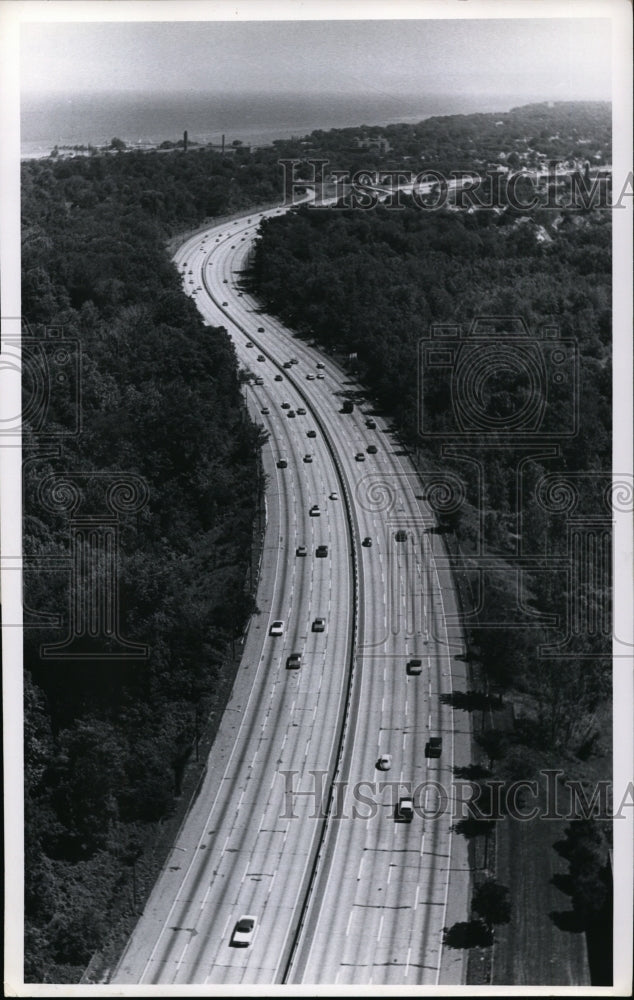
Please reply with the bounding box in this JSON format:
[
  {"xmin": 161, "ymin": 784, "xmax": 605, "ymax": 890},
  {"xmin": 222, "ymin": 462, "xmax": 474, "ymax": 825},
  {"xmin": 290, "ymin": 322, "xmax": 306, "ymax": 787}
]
[{"xmin": 472, "ymin": 878, "xmax": 512, "ymax": 931}]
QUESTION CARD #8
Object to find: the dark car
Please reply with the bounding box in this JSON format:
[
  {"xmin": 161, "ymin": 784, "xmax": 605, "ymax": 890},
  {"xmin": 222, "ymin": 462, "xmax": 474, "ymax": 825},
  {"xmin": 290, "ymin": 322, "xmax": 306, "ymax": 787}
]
[
  {"xmin": 316, "ymin": 544, "xmax": 328, "ymax": 557},
  {"xmin": 425, "ymin": 736, "xmax": 443, "ymax": 758},
  {"xmin": 395, "ymin": 530, "xmax": 408, "ymax": 542}
]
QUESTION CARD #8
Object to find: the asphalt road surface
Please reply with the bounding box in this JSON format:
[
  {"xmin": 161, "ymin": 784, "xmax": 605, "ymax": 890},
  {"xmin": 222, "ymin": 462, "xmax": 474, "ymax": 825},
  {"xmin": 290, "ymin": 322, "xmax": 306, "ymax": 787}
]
[{"xmin": 112, "ymin": 205, "xmax": 471, "ymax": 987}]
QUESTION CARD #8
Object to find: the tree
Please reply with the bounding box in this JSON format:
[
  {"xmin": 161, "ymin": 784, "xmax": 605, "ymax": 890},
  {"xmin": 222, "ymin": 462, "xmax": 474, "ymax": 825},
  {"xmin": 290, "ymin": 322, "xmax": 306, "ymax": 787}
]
[
  {"xmin": 472, "ymin": 878, "xmax": 511, "ymax": 937},
  {"xmin": 109, "ymin": 137, "xmax": 126, "ymax": 151}
]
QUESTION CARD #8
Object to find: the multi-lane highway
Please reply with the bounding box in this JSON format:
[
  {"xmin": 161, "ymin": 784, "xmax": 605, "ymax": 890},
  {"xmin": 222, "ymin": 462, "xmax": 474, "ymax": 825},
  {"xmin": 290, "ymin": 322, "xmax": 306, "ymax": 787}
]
[{"xmin": 112, "ymin": 204, "xmax": 471, "ymax": 986}]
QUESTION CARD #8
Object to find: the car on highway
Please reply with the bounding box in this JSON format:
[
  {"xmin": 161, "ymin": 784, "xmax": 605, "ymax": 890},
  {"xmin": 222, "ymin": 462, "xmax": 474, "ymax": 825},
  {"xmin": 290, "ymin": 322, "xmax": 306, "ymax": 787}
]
[
  {"xmin": 303, "ymin": 454, "xmax": 313, "ymax": 463},
  {"xmin": 316, "ymin": 544, "xmax": 328, "ymax": 558},
  {"xmin": 238, "ymin": 292, "xmax": 243, "ymax": 297},
  {"xmin": 312, "ymin": 617, "xmax": 326, "ymax": 632},
  {"xmin": 407, "ymin": 659, "xmax": 423, "ymax": 675},
  {"xmin": 297, "ymin": 407, "xmax": 306, "ymax": 415},
  {"xmin": 290, "ymin": 358, "xmax": 299, "ymax": 365},
  {"xmin": 277, "ymin": 459, "xmax": 287, "ymax": 468},
  {"xmin": 223, "ymin": 278, "xmax": 228, "ymax": 283},
  {"xmin": 425, "ymin": 736, "xmax": 443, "ymax": 758},
  {"xmin": 365, "ymin": 418, "xmax": 377, "ymax": 429},
  {"xmin": 316, "ymin": 373, "xmax": 325, "ymax": 379},
  {"xmin": 329, "ymin": 492, "xmax": 339, "ymax": 501},
  {"xmin": 274, "ymin": 374, "xmax": 283, "ymax": 381},
  {"xmin": 286, "ymin": 652, "xmax": 302, "ymax": 670},
  {"xmin": 296, "ymin": 545, "xmax": 307, "ymax": 557},
  {"xmin": 362, "ymin": 536, "xmax": 372, "ymax": 547},
  {"xmin": 269, "ymin": 620, "xmax": 285, "ymax": 636},
  {"xmin": 355, "ymin": 452, "xmax": 366, "ymax": 462},
  {"xmin": 309, "ymin": 505, "xmax": 320, "ymax": 516},
  {"xmin": 261, "ymin": 407, "xmax": 269, "ymax": 415},
  {"xmin": 222, "ymin": 301, "xmax": 228, "ymax": 306},
  {"xmin": 287, "ymin": 410, "xmax": 296, "ymax": 418},
  {"xmin": 284, "ymin": 361, "xmax": 293, "ymax": 369},
  {"xmin": 281, "ymin": 402, "xmax": 290, "ymax": 409},
  {"xmin": 231, "ymin": 915, "xmax": 257, "ymax": 947},
  {"xmin": 254, "ymin": 377, "xmax": 264, "ymax": 386},
  {"xmin": 257, "ymin": 326, "xmax": 265, "ymax": 332},
  {"xmin": 257, "ymin": 355, "xmax": 265, "ymax": 362},
  {"xmin": 306, "ymin": 374, "xmax": 316, "ymax": 380},
  {"xmin": 395, "ymin": 797, "xmax": 414, "ymax": 822},
  {"xmin": 395, "ymin": 530, "xmax": 408, "ymax": 542},
  {"xmin": 188, "ymin": 269, "xmax": 193, "ymax": 274},
  {"xmin": 307, "ymin": 430, "xmax": 317, "ymax": 438},
  {"xmin": 376, "ymin": 754, "xmax": 392, "ymax": 771},
  {"xmin": 316, "ymin": 362, "xmax": 325, "ymax": 369},
  {"xmin": 246, "ymin": 341, "xmax": 254, "ymax": 348},
  {"xmin": 367, "ymin": 444, "xmax": 378, "ymax": 454}
]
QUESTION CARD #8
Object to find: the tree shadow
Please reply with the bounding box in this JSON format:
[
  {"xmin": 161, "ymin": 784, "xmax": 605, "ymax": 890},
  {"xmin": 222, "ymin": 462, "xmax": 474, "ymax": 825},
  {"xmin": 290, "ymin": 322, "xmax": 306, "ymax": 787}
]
[
  {"xmin": 453, "ymin": 763, "xmax": 492, "ymax": 780},
  {"xmin": 444, "ymin": 919, "xmax": 493, "ymax": 949},
  {"xmin": 549, "ymin": 909, "xmax": 586, "ymax": 933},
  {"xmin": 551, "ymin": 871, "xmax": 575, "ymax": 896},
  {"xmin": 440, "ymin": 690, "xmax": 503, "ymax": 712},
  {"xmin": 452, "ymin": 816, "xmax": 496, "ymax": 839}
]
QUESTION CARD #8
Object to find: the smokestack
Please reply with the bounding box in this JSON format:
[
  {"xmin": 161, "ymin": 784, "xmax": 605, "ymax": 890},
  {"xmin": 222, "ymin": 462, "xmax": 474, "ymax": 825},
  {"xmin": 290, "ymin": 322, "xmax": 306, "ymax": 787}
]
[{"xmin": 183, "ymin": 130, "xmax": 188, "ymax": 151}]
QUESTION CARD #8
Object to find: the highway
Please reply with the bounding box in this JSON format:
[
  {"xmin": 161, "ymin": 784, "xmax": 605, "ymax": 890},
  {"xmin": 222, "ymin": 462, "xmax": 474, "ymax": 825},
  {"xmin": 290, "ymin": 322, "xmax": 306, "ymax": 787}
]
[{"xmin": 112, "ymin": 204, "xmax": 471, "ymax": 986}]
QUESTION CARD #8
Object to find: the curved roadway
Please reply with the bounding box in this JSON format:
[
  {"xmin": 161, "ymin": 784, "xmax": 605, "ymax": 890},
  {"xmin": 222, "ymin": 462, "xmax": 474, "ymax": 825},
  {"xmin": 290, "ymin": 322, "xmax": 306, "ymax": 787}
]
[{"xmin": 112, "ymin": 205, "xmax": 471, "ymax": 987}]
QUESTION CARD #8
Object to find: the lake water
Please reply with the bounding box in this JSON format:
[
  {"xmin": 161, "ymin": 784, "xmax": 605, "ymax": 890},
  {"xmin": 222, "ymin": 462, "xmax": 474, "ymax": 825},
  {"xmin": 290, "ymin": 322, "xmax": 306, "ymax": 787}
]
[{"xmin": 20, "ymin": 90, "xmax": 533, "ymax": 157}]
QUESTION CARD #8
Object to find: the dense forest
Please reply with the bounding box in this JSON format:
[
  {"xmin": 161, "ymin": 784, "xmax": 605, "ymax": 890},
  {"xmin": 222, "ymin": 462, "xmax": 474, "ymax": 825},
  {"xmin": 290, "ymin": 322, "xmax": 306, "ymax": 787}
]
[
  {"xmin": 247, "ymin": 170, "xmax": 613, "ymax": 938},
  {"xmin": 21, "ymin": 152, "xmax": 269, "ymax": 981},
  {"xmin": 21, "ymin": 100, "xmax": 612, "ymax": 982}
]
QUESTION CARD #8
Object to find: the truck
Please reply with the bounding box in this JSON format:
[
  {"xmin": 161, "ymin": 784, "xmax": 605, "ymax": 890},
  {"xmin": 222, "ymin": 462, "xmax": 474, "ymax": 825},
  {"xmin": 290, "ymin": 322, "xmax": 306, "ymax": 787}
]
[{"xmin": 342, "ymin": 399, "xmax": 354, "ymax": 413}]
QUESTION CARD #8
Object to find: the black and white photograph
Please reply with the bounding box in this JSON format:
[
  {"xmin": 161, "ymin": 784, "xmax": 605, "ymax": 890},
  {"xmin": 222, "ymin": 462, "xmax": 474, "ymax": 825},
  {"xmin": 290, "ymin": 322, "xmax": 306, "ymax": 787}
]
[{"xmin": 1, "ymin": 0, "xmax": 632, "ymax": 993}]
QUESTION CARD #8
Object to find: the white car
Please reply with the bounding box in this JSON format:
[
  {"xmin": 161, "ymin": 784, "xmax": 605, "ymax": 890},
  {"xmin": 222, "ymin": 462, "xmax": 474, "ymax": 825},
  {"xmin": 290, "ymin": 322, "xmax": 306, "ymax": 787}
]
[
  {"xmin": 269, "ymin": 620, "xmax": 284, "ymax": 636},
  {"xmin": 329, "ymin": 492, "xmax": 339, "ymax": 501},
  {"xmin": 231, "ymin": 915, "xmax": 257, "ymax": 947},
  {"xmin": 309, "ymin": 505, "xmax": 320, "ymax": 517}
]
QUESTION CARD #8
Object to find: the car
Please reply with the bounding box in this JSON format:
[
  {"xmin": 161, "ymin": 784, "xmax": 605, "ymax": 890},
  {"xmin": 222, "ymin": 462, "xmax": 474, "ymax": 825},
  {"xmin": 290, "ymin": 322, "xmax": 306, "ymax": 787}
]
[
  {"xmin": 281, "ymin": 402, "xmax": 290, "ymax": 409},
  {"xmin": 309, "ymin": 505, "xmax": 320, "ymax": 516},
  {"xmin": 407, "ymin": 658, "xmax": 423, "ymax": 675},
  {"xmin": 269, "ymin": 620, "xmax": 284, "ymax": 636},
  {"xmin": 395, "ymin": 530, "xmax": 408, "ymax": 542},
  {"xmin": 316, "ymin": 373, "xmax": 325, "ymax": 379},
  {"xmin": 425, "ymin": 736, "xmax": 443, "ymax": 758},
  {"xmin": 296, "ymin": 545, "xmax": 307, "ymax": 556},
  {"xmin": 316, "ymin": 544, "xmax": 328, "ymax": 557},
  {"xmin": 367, "ymin": 444, "xmax": 378, "ymax": 454},
  {"xmin": 290, "ymin": 358, "xmax": 299, "ymax": 365},
  {"xmin": 277, "ymin": 459, "xmax": 287, "ymax": 468},
  {"xmin": 274, "ymin": 374, "xmax": 283, "ymax": 381},
  {"xmin": 257, "ymin": 355, "xmax": 265, "ymax": 362},
  {"xmin": 306, "ymin": 374, "xmax": 316, "ymax": 380},
  {"xmin": 238, "ymin": 292, "xmax": 243, "ymax": 297},
  {"xmin": 287, "ymin": 410, "xmax": 296, "ymax": 418},
  {"xmin": 222, "ymin": 301, "xmax": 228, "ymax": 306},
  {"xmin": 223, "ymin": 278, "xmax": 228, "ymax": 283},
  {"xmin": 355, "ymin": 453, "xmax": 366, "ymax": 462},
  {"xmin": 189, "ymin": 279, "xmax": 194, "ymax": 284},
  {"xmin": 261, "ymin": 407, "xmax": 269, "ymax": 415},
  {"xmin": 329, "ymin": 492, "xmax": 338, "ymax": 501},
  {"xmin": 257, "ymin": 327, "xmax": 265, "ymax": 332},
  {"xmin": 188, "ymin": 269, "xmax": 193, "ymax": 274},
  {"xmin": 246, "ymin": 341, "xmax": 254, "ymax": 348},
  {"xmin": 316, "ymin": 362, "xmax": 325, "ymax": 369},
  {"xmin": 303, "ymin": 454, "xmax": 313, "ymax": 463},
  {"xmin": 286, "ymin": 652, "xmax": 302, "ymax": 670},
  {"xmin": 231, "ymin": 245, "xmax": 235, "ymax": 249},
  {"xmin": 297, "ymin": 407, "xmax": 306, "ymax": 415},
  {"xmin": 231, "ymin": 915, "xmax": 256, "ymax": 947},
  {"xmin": 366, "ymin": 419, "xmax": 376, "ymax": 429},
  {"xmin": 284, "ymin": 361, "xmax": 293, "ymax": 369},
  {"xmin": 362, "ymin": 536, "xmax": 372, "ymax": 547},
  {"xmin": 254, "ymin": 377, "xmax": 264, "ymax": 386},
  {"xmin": 395, "ymin": 797, "xmax": 414, "ymax": 822},
  {"xmin": 376, "ymin": 754, "xmax": 392, "ymax": 771},
  {"xmin": 307, "ymin": 430, "xmax": 317, "ymax": 438},
  {"xmin": 312, "ymin": 617, "xmax": 326, "ymax": 632}
]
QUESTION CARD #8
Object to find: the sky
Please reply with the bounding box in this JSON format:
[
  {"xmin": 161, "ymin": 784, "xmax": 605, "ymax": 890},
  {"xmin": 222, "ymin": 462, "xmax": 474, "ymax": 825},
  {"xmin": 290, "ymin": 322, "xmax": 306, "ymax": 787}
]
[{"xmin": 20, "ymin": 16, "xmax": 612, "ymax": 102}]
